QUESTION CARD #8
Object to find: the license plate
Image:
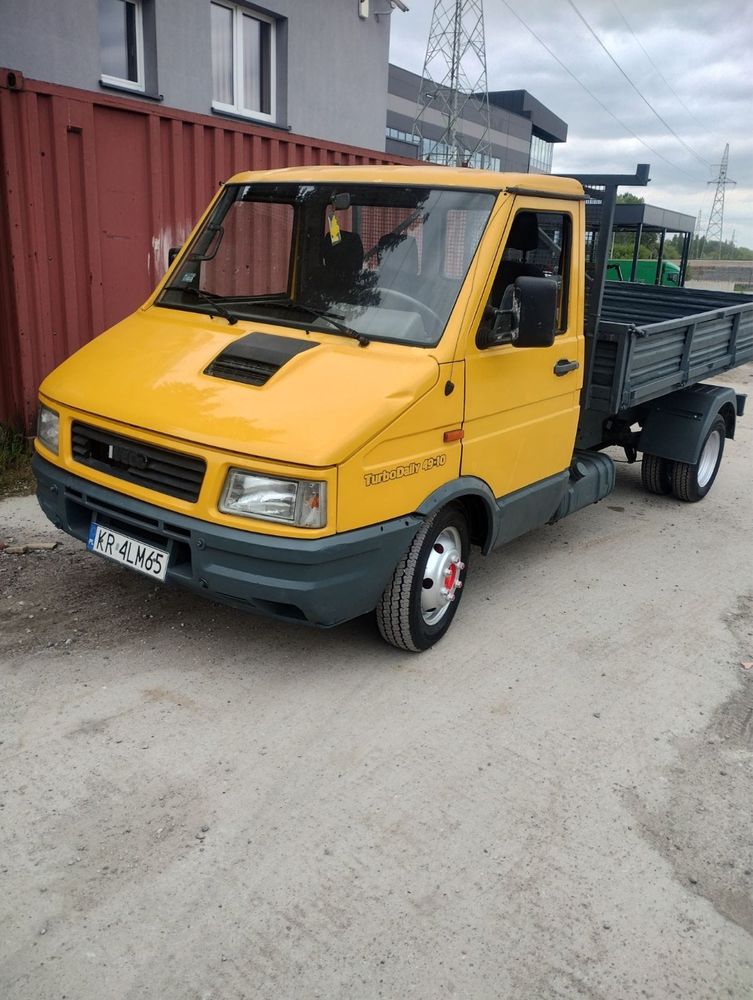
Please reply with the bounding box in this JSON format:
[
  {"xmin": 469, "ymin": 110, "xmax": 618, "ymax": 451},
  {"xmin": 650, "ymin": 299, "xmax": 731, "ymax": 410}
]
[{"xmin": 87, "ymin": 522, "xmax": 168, "ymax": 581}]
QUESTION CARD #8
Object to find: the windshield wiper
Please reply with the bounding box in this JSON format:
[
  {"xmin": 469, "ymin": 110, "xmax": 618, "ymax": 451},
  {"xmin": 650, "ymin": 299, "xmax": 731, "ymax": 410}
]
[
  {"xmin": 237, "ymin": 296, "xmax": 369, "ymax": 347},
  {"xmin": 181, "ymin": 287, "xmax": 239, "ymax": 325},
  {"xmin": 292, "ymin": 303, "xmax": 370, "ymax": 347}
]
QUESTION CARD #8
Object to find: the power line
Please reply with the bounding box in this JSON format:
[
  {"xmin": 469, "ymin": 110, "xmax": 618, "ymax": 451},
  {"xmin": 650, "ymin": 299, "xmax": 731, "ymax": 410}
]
[
  {"xmin": 564, "ymin": 0, "xmax": 713, "ymax": 170},
  {"xmin": 610, "ymin": 0, "xmax": 708, "ymax": 133},
  {"xmin": 497, "ymin": 0, "xmax": 707, "ymax": 183}
]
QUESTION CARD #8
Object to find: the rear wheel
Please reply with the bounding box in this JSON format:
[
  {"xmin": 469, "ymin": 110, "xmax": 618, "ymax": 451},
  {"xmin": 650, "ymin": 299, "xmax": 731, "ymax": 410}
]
[
  {"xmin": 376, "ymin": 504, "xmax": 469, "ymax": 652},
  {"xmin": 671, "ymin": 416, "xmax": 726, "ymax": 502},
  {"xmin": 641, "ymin": 452, "xmax": 673, "ymax": 495}
]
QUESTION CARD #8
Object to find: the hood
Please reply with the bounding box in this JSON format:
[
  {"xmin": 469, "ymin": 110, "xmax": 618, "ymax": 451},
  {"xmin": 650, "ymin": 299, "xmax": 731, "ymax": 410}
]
[{"xmin": 40, "ymin": 307, "xmax": 440, "ymax": 466}]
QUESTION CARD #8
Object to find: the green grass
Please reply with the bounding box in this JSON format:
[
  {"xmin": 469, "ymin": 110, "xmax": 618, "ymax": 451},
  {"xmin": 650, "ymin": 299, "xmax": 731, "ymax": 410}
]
[{"xmin": 0, "ymin": 423, "xmax": 35, "ymax": 498}]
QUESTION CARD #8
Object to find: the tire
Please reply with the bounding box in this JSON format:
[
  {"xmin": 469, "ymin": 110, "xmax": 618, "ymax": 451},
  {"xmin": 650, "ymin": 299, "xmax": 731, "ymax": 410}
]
[
  {"xmin": 376, "ymin": 504, "xmax": 470, "ymax": 652},
  {"xmin": 641, "ymin": 452, "xmax": 673, "ymax": 495},
  {"xmin": 671, "ymin": 415, "xmax": 726, "ymax": 502}
]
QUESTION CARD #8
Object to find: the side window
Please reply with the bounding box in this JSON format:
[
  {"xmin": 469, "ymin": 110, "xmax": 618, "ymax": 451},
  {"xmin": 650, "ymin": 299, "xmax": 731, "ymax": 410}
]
[{"xmin": 488, "ymin": 210, "xmax": 572, "ymax": 333}]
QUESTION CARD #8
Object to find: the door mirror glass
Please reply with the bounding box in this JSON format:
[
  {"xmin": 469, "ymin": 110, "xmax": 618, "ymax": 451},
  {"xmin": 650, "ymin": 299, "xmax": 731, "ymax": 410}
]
[{"xmin": 513, "ymin": 275, "xmax": 558, "ymax": 348}]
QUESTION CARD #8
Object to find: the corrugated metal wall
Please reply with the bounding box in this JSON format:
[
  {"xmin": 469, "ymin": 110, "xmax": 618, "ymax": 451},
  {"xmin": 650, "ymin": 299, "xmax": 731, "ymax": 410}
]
[{"xmin": 0, "ymin": 70, "xmax": 410, "ymax": 428}]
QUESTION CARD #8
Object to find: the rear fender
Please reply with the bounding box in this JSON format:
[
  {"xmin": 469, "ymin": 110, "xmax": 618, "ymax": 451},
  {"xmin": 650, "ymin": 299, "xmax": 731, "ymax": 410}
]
[{"xmin": 639, "ymin": 384, "xmax": 738, "ymax": 465}]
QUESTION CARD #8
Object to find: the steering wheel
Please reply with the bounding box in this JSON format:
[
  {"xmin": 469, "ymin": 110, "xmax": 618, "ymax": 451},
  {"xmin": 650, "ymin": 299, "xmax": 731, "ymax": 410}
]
[{"xmin": 378, "ymin": 287, "xmax": 442, "ymax": 332}]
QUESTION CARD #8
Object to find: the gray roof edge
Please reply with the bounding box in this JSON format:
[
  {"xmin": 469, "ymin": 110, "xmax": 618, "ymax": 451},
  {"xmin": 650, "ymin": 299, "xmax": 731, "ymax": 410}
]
[
  {"xmin": 387, "ymin": 65, "xmax": 568, "ymax": 144},
  {"xmin": 613, "ymin": 202, "xmax": 697, "ymax": 233},
  {"xmin": 487, "ymin": 89, "xmax": 568, "ymax": 143}
]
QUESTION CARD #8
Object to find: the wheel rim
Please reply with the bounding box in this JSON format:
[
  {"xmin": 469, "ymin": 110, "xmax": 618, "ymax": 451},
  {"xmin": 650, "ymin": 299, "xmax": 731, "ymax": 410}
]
[
  {"xmin": 420, "ymin": 526, "xmax": 464, "ymax": 626},
  {"xmin": 697, "ymin": 429, "xmax": 722, "ymax": 488}
]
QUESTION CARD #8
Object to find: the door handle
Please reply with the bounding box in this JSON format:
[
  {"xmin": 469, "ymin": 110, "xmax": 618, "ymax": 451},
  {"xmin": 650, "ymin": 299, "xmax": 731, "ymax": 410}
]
[{"xmin": 554, "ymin": 359, "xmax": 580, "ymax": 376}]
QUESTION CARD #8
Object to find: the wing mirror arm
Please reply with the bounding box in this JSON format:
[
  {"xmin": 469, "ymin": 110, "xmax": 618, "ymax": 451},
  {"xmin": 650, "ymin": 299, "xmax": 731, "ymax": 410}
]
[
  {"xmin": 476, "ymin": 286, "xmax": 520, "ymax": 350},
  {"xmin": 476, "ymin": 277, "xmax": 558, "ymax": 351}
]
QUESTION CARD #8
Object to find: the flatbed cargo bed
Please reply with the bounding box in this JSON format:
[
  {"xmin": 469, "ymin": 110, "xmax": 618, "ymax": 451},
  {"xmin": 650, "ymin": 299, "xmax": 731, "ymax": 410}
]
[{"xmin": 583, "ymin": 283, "xmax": 753, "ymax": 417}]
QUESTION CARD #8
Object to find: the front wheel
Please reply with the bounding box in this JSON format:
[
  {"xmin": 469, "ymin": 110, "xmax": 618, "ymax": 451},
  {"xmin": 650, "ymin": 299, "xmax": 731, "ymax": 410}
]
[
  {"xmin": 671, "ymin": 415, "xmax": 726, "ymax": 502},
  {"xmin": 376, "ymin": 504, "xmax": 470, "ymax": 652}
]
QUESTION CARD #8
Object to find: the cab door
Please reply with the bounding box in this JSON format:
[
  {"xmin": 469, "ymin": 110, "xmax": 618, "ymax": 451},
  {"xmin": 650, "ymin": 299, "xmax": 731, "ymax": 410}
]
[{"xmin": 461, "ymin": 199, "xmax": 584, "ymax": 500}]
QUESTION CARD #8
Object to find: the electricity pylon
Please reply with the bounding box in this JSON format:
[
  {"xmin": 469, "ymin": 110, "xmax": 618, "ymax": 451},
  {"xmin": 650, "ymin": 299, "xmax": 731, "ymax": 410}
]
[
  {"xmin": 412, "ymin": 0, "xmax": 492, "ymax": 168},
  {"xmin": 704, "ymin": 144, "xmax": 736, "ymax": 259}
]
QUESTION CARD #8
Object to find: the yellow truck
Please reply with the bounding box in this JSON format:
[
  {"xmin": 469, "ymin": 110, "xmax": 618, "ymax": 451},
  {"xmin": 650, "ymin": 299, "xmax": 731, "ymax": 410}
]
[{"xmin": 33, "ymin": 164, "xmax": 753, "ymax": 650}]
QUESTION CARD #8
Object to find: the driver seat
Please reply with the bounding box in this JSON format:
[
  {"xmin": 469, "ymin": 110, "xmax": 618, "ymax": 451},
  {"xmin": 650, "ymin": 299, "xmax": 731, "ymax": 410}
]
[
  {"xmin": 490, "ymin": 212, "xmax": 544, "ymax": 307},
  {"xmin": 320, "ymin": 231, "xmax": 364, "ymax": 299}
]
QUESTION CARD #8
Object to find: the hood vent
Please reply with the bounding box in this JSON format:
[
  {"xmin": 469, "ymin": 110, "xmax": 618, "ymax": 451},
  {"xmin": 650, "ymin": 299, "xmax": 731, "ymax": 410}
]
[{"xmin": 204, "ymin": 332, "xmax": 319, "ymax": 387}]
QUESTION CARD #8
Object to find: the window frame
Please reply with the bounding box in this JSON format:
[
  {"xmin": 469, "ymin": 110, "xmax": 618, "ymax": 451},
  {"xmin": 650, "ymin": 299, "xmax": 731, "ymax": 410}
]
[
  {"xmin": 99, "ymin": 0, "xmax": 146, "ymax": 94},
  {"xmin": 529, "ymin": 208, "xmax": 572, "ymax": 334},
  {"xmin": 211, "ymin": 1, "xmax": 277, "ymax": 123}
]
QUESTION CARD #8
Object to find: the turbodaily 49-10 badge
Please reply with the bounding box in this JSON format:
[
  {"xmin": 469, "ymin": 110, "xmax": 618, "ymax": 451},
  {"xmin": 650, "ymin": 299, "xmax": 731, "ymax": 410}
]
[{"xmin": 87, "ymin": 521, "xmax": 168, "ymax": 581}]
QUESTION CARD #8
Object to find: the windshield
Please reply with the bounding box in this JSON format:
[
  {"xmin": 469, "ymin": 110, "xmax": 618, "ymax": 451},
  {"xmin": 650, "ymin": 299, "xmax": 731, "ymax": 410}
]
[{"xmin": 158, "ymin": 182, "xmax": 496, "ymax": 346}]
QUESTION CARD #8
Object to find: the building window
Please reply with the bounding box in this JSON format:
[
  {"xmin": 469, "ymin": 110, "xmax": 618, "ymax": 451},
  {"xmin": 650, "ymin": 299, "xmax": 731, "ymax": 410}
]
[
  {"xmin": 529, "ymin": 135, "xmax": 554, "ymax": 174},
  {"xmin": 386, "ymin": 127, "xmax": 420, "ymax": 146},
  {"xmin": 99, "ymin": 0, "xmax": 144, "ymax": 91},
  {"xmin": 418, "ymin": 137, "xmax": 500, "ymax": 172},
  {"xmin": 211, "ymin": 2, "xmax": 276, "ymax": 121}
]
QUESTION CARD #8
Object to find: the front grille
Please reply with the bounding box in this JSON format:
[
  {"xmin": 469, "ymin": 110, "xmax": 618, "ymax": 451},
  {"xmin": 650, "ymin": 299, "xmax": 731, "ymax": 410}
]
[
  {"xmin": 205, "ymin": 355, "xmax": 279, "ymax": 386},
  {"xmin": 71, "ymin": 422, "xmax": 206, "ymax": 502}
]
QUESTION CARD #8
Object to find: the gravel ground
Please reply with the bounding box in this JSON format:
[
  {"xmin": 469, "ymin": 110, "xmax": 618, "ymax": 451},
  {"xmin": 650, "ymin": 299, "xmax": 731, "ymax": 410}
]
[{"xmin": 1, "ymin": 365, "xmax": 752, "ymax": 1000}]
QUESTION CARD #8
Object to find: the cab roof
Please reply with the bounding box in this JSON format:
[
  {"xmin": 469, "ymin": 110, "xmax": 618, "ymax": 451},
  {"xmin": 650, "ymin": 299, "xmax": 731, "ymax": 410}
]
[{"xmin": 225, "ymin": 163, "xmax": 585, "ymax": 198}]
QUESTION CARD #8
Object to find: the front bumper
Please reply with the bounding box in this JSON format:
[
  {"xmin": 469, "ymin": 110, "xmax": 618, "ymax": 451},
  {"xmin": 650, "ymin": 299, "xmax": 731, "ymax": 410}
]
[{"xmin": 33, "ymin": 455, "xmax": 422, "ymax": 627}]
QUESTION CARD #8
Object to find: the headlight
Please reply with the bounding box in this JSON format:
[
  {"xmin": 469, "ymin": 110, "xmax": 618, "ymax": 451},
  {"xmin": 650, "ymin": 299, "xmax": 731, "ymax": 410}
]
[
  {"xmin": 37, "ymin": 405, "xmax": 60, "ymax": 454},
  {"xmin": 220, "ymin": 470, "xmax": 327, "ymax": 528}
]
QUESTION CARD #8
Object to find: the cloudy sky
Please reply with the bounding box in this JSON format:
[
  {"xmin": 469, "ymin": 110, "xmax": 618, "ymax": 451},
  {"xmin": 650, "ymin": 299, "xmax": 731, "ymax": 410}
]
[{"xmin": 389, "ymin": 0, "xmax": 753, "ymax": 248}]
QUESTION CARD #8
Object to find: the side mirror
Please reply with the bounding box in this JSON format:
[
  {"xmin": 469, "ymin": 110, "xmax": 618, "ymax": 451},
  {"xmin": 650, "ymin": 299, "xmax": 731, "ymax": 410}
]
[
  {"xmin": 476, "ymin": 276, "xmax": 558, "ymax": 350},
  {"xmin": 168, "ymin": 245, "xmax": 182, "ymax": 266},
  {"xmin": 514, "ymin": 276, "xmax": 558, "ymax": 348}
]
